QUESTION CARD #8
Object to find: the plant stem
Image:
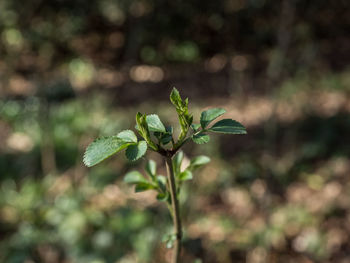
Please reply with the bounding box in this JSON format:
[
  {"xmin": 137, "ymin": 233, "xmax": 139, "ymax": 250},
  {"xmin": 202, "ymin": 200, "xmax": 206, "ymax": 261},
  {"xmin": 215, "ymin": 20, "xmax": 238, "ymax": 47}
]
[{"xmin": 165, "ymin": 156, "xmax": 182, "ymax": 263}]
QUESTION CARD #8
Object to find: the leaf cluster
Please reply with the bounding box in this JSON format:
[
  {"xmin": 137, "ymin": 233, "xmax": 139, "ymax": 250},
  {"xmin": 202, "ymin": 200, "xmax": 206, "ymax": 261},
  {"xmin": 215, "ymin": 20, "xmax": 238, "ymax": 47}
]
[
  {"xmin": 82, "ymin": 87, "xmax": 246, "ymax": 255},
  {"xmin": 170, "ymin": 88, "xmax": 193, "ymax": 144},
  {"xmin": 124, "ymin": 152, "xmax": 210, "ymax": 203},
  {"xmin": 83, "ymin": 87, "xmax": 246, "ymax": 166},
  {"xmin": 83, "ymin": 130, "xmax": 146, "ymax": 167}
]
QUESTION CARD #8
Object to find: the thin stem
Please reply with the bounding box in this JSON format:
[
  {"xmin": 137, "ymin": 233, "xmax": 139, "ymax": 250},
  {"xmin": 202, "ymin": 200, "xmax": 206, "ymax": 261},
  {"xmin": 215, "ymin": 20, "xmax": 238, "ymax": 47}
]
[
  {"xmin": 171, "ymin": 135, "xmax": 175, "ymax": 148},
  {"xmin": 173, "ymin": 129, "xmax": 204, "ymax": 152},
  {"xmin": 165, "ymin": 156, "xmax": 182, "ymax": 263}
]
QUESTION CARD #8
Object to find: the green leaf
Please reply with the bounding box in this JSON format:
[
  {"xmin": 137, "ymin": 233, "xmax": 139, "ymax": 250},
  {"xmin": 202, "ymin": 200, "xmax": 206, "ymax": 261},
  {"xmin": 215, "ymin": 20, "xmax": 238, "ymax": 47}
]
[
  {"xmin": 170, "ymin": 87, "xmax": 193, "ymax": 142},
  {"xmin": 136, "ymin": 112, "xmax": 158, "ymax": 151},
  {"xmin": 178, "ymin": 114, "xmax": 190, "ymax": 141},
  {"xmin": 117, "ymin": 130, "xmax": 137, "ymax": 143},
  {"xmin": 166, "ymin": 126, "xmax": 173, "ymax": 134},
  {"xmin": 135, "ymin": 112, "xmax": 146, "ymax": 139},
  {"xmin": 170, "ymin": 87, "xmax": 182, "ymax": 108},
  {"xmin": 160, "ymin": 133, "xmax": 173, "ymax": 145},
  {"xmin": 172, "ymin": 151, "xmax": 183, "ymax": 175},
  {"xmin": 179, "ymin": 170, "xmax": 193, "ymax": 181},
  {"xmin": 146, "ymin": 114, "xmax": 166, "ymax": 133},
  {"xmin": 208, "ymin": 119, "xmax": 247, "ymax": 134},
  {"xmin": 136, "ymin": 112, "xmax": 143, "ymax": 126},
  {"xmin": 188, "ymin": 155, "xmax": 210, "ymax": 171},
  {"xmin": 162, "ymin": 233, "xmax": 176, "ymax": 249},
  {"xmin": 154, "ymin": 126, "xmax": 173, "ymax": 145},
  {"xmin": 157, "ymin": 175, "xmax": 167, "ymax": 185},
  {"xmin": 124, "ymin": 171, "xmax": 148, "ymax": 184},
  {"xmin": 125, "ymin": 171, "xmax": 156, "ymax": 192},
  {"xmin": 83, "ymin": 136, "xmax": 131, "ymax": 167},
  {"xmin": 156, "ymin": 175, "xmax": 167, "ymax": 193},
  {"xmin": 200, "ymin": 108, "xmax": 226, "ymax": 128},
  {"xmin": 191, "ymin": 123, "xmax": 201, "ymax": 131},
  {"xmin": 162, "ymin": 126, "xmax": 174, "ymax": 145},
  {"xmin": 166, "ymin": 235, "xmax": 176, "ymax": 249},
  {"xmin": 135, "ymin": 182, "xmax": 156, "ymax": 192},
  {"xmin": 145, "ymin": 160, "xmax": 156, "ymax": 177},
  {"xmin": 192, "ymin": 133, "xmax": 210, "ymax": 144},
  {"xmin": 156, "ymin": 192, "xmax": 169, "ymax": 202},
  {"xmin": 125, "ymin": 141, "xmax": 148, "ymax": 161}
]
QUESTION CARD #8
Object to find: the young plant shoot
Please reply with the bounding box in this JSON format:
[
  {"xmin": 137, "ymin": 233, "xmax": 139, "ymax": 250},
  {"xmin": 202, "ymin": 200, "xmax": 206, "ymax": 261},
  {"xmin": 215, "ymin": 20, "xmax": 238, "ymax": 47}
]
[{"xmin": 83, "ymin": 88, "xmax": 247, "ymax": 263}]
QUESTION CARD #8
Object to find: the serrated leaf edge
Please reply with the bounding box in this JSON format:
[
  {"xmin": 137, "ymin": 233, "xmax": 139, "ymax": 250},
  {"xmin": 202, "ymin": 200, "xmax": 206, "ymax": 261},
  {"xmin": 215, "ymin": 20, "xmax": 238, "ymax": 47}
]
[
  {"xmin": 192, "ymin": 133, "xmax": 210, "ymax": 144},
  {"xmin": 83, "ymin": 136, "xmax": 130, "ymax": 167},
  {"xmin": 125, "ymin": 141, "xmax": 148, "ymax": 161}
]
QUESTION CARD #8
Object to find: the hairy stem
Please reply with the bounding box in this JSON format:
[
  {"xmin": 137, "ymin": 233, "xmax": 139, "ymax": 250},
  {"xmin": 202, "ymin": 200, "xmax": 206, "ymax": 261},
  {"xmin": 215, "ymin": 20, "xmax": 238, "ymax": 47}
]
[{"xmin": 165, "ymin": 157, "xmax": 182, "ymax": 263}]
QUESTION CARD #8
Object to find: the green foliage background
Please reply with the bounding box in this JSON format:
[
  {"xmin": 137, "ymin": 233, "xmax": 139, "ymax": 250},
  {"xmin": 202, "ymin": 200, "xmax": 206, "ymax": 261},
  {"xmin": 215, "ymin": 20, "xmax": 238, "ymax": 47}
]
[{"xmin": 0, "ymin": 0, "xmax": 350, "ymax": 262}]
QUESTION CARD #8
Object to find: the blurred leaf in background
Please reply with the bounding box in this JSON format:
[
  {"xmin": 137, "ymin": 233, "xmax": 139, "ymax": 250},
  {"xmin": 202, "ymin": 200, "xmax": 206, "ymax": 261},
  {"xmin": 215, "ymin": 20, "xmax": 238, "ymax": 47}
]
[{"xmin": 1, "ymin": 0, "xmax": 350, "ymax": 262}]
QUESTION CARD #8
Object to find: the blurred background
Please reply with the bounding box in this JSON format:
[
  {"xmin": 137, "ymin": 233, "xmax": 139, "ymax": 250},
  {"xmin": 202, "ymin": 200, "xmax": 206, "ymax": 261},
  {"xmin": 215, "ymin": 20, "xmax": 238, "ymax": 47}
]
[{"xmin": 0, "ymin": 0, "xmax": 349, "ymax": 262}]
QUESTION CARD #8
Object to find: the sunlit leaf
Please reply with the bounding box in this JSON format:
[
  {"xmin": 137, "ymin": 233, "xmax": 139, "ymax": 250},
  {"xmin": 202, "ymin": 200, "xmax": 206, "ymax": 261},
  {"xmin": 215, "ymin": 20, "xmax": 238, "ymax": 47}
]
[
  {"xmin": 170, "ymin": 87, "xmax": 192, "ymax": 142},
  {"xmin": 170, "ymin": 87, "xmax": 182, "ymax": 109},
  {"xmin": 117, "ymin": 129, "xmax": 137, "ymax": 143},
  {"xmin": 179, "ymin": 170, "xmax": 193, "ymax": 181},
  {"xmin": 124, "ymin": 171, "xmax": 156, "ymax": 192},
  {"xmin": 172, "ymin": 151, "xmax": 183, "ymax": 175},
  {"xmin": 188, "ymin": 155, "xmax": 210, "ymax": 170},
  {"xmin": 146, "ymin": 114, "xmax": 166, "ymax": 133},
  {"xmin": 208, "ymin": 119, "xmax": 247, "ymax": 134},
  {"xmin": 124, "ymin": 171, "xmax": 148, "ymax": 184},
  {"xmin": 145, "ymin": 160, "xmax": 157, "ymax": 177},
  {"xmin": 83, "ymin": 136, "xmax": 131, "ymax": 167},
  {"xmin": 136, "ymin": 112, "xmax": 158, "ymax": 150},
  {"xmin": 156, "ymin": 175, "xmax": 167, "ymax": 186},
  {"xmin": 192, "ymin": 133, "xmax": 210, "ymax": 144},
  {"xmin": 200, "ymin": 108, "xmax": 226, "ymax": 128},
  {"xmin": 191, "ymin": 123, "xmax": 201, "ymax": 131}
]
